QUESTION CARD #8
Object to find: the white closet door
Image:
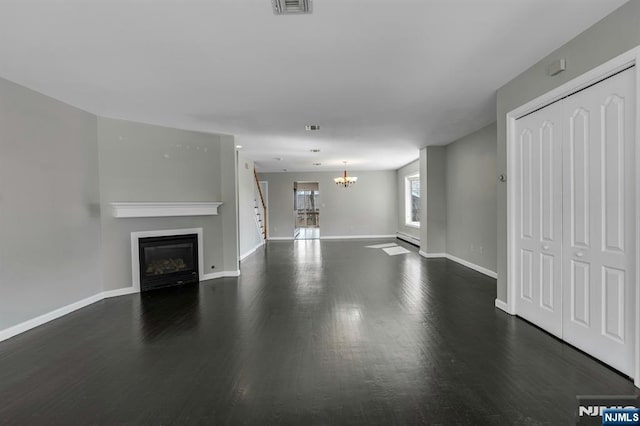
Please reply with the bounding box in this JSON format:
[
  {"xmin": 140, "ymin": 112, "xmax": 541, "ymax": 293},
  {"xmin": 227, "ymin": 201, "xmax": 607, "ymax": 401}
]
[
  {"xmin": 514, "ymin": 101, "xmax": 564, "ymax": 338},
  {"xmin": 561, "ymin": 67, "xmax": 636, "ymax": 376}
]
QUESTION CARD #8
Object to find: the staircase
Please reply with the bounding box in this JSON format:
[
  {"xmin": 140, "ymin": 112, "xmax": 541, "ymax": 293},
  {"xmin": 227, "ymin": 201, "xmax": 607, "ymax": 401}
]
[
  {"xmin": 254, "ymin": 167, "xmax": 267, "ymax": 240},
  {"xmin": 254, "ymin": 199, "xmax": 265, "ymax": 243}
]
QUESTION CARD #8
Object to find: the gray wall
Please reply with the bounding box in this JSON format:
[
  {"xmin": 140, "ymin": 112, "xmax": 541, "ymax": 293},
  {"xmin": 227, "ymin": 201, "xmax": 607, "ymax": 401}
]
[
  {"xmin": 496, "ymin": 0, "xmax": 640, "ymax": 301},
  {"xmin": 259, "ymin": 171, "xmax": 397, "ymax": 239},
  {"xmin": 446, "ymin": 123, "xmax": 497, "ymax": 271},
  {"xmin": 295, "ymin": 182, "xmax": 319, "ymax": 191},
  {"xmin": 97, "ymin": 117, "xmax": 237, "ymax": 290},
  {"xmin": 0, "ymin": 81, "xmax": 239, "ymax": 332},
  {"xmin": 219, "ymin": 135, "xmax": 239, "ymax": 273},
  {"xmin": 0, "ymin": 77, "xmax": 102, "ymax": 329},
  {"xmin": 423, "ymin": 146, "xmax": 447, "ymax": 254},
  {"xmin": 396, "ymin": 159, "xmax": 420, "ymax": 240},
  {"xmin": 238, "ymin": 151, "xmax": 263, "ymax": 258}
]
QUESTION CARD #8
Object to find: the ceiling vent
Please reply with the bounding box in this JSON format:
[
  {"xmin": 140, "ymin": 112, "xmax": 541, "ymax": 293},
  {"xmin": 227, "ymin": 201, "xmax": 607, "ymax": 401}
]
[{"xmin": 272, "ymin": 0, "xmax": 312, "ymax": 15}]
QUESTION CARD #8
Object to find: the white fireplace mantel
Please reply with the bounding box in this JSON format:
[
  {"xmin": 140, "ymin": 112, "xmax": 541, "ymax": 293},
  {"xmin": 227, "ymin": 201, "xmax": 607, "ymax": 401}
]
[{"xmin": 111, "ymin": 201, "xmax": 223, "ymax": 218}]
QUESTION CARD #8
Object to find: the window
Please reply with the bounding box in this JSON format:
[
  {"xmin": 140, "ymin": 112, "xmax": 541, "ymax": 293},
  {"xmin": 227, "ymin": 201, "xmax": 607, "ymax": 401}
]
[
  {"xmin": 295, "ymin": 189, "xmax": 320, "ymax": 227},
  {"xmin": 405, "ymin": 173, "xmax": 420, "ymax": 227}
]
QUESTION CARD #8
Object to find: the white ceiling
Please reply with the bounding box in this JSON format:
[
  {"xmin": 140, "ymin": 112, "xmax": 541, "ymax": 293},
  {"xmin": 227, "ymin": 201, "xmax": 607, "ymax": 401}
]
[{"xmin": 0, "ymin": 0, "xmax": 627, "ymax": 172}]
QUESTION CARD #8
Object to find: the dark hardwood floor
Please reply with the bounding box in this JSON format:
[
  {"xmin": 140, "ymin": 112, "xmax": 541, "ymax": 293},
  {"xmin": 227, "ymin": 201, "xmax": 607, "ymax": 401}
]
[{"xmin": 0, "ymin": 239, "xmax": 637, "ymax": 425}]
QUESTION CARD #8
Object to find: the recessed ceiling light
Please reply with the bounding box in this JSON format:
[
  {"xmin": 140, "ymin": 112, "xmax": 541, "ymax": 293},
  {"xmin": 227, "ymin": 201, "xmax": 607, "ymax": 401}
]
[
  {"xmin": 235, "ymin": 145, "xmax": 243, "ymax": 149},
  {"xmin": 313, "ymin": 163, "xmax": 321, "ymax": 166},
  {"xmin": 310, "ymin": 149, "xmax": 320, "ymax": 153},
  {"xmin": 305, "ymin": 125, "xmax": 320, "ymax": 131}
]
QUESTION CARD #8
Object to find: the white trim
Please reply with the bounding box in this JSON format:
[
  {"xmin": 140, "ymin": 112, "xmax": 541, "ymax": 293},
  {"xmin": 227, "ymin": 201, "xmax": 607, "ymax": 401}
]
[
  {"xmin": 130, "ymin": 228, "xmax": 204, "ymax": 293},
  {"xmin": 445, "ymin": 254, "xmax": 498, "ymax": 279},
  {"xmin": 103, "ymin": 287, "xmax": 138, "ymax": 299},
  {"xmin": 507, "ymin": 105, "xmax": 518, "ymax": 326},
  {"xmin": 320, "ymin": 234, "xmax": 396, "ymax": 240},
  {"xmin": 201, "ymin": 270, "xmax": 241, "ymax": 281},
  {"xmin": 268, "ymin": 236, "xmax": 295, "ymax": 241},
  {"xmin": 495, "ymin": 298, "xmax": 514, "ymax": 315},
  {"xmin": 418, "ymin": 251, "xmax": 498, "ymax": 279},
  {"xmin": 240, "ymin": 242, "xmax": 264, "ymax": 261},
  {"xmin": 111, "ymin": 201, "xmax": 223, "ymax": 218},
  {"xmin": 0, "ymin": 271, "xmax": 240, "ymax": 343},
  {"xmin": 0, "ymin": 293, "xmax": 103, "ymax": 343},
  {"xmin": 396, "ymin": 232, "xmax": 420, "ymax": 246},
  {"xmin": 419, "ymin": 251, "xmax": 446, "ymax": 258},
  {"xmin": 505, "ymin": 46, "xmax": 640, "ymax": 386},
  {"xmin": 634, "ymin": 48, "xmax": 640, "ymax": 389}
]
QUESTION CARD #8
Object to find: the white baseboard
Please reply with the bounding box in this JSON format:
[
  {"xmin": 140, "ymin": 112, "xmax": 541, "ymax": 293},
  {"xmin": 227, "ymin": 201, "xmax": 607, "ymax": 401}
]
[
  {"xmin": 419, "ymin": 251, "xmax": 446, "ymax": 258},
  {"xmin": 0, "ymin": 292, "xmax": 103, "ymax": 343},
  {"xmin": 240, "ymin": 241, "xmax": 264, "ymax": 261},
  {"xmin": 494, "ymin": 298, "xmax": 514, "ymax": 315},
  {"xmin": 103, "ymin": 287, "xmax": 138, "ymax": 299},
  {"xmin": 418, "ymin": 251, "xmax": 497, "ymax": 279},
  {"xmin": 320, "ymin": 234, "xmax": 396, "ymax": 240},
  {"xmin": 0, "ymin": 270, "xmax": 242, "ymax": 343},
  {"xmin": 201, "ymin": 270, "xmax": 241, "ymax": 281},
  {"xmin": 396, "ymin": 232, "xmax": 420, "ymax": 246},
  {"xmin": 445, "ymin": 253, "xmax": 498, "ymax": 279},
  {"xmin": 270, "ymin": 235, "xmax": 397, "ymax": 240}
]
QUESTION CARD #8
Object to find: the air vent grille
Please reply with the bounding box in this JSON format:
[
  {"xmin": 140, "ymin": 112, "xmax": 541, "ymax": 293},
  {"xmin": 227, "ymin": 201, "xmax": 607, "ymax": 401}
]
[{"xmin": 272, "ymin": 0, "xmax": 312, "ymax": 15}]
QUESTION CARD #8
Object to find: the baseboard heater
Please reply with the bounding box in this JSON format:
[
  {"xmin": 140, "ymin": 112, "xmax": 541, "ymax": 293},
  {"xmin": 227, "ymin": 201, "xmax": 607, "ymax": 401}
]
[{"xmin": 396, "ymin": 232, "xmax": 419, "ymax": 247}]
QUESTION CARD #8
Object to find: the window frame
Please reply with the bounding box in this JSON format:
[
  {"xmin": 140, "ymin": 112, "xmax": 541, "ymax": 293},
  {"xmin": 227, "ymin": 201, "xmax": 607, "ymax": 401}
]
[{"xmin": 404, "ymin": 173, "xmax": 420, "ymax": 228}]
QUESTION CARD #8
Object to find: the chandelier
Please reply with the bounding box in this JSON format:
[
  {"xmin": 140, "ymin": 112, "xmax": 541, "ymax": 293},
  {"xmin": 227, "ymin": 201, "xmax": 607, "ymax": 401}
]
[{"xmin": 334, "ymin": 162, "xmax": 358, "ymax": 187}]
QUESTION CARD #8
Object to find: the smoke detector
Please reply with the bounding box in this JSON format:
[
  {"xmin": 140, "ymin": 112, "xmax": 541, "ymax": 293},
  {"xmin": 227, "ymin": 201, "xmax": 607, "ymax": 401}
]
[{"xmin": 272, "ymin": 0, "xmax": 313, "ymax": 15}]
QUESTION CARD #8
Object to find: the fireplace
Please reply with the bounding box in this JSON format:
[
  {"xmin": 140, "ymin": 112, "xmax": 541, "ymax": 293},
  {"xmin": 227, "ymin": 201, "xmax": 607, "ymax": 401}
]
[{"xmin": 138, "ymin": 234, "xmax": 199, "ymax": 292}]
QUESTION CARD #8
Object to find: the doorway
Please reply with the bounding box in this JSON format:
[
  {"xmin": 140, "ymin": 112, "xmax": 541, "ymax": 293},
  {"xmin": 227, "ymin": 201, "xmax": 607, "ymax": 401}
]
[{"xmin": 294, "ymin": 182, "xmax": 319, "ymax": 239}]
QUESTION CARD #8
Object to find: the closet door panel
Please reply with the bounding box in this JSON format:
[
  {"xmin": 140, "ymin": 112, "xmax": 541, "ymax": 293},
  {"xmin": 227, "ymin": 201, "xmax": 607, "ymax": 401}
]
[
  {"xmin": 561, "ymin": 67, "xmax": 636, "ymax": 377},
  {"xmin": 569, "ymin": 108, "xmax": 590, "ymax": 249},
  {"xmin": 514, "ymin": 101, "xmax": 563, "ymax": 338}
]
